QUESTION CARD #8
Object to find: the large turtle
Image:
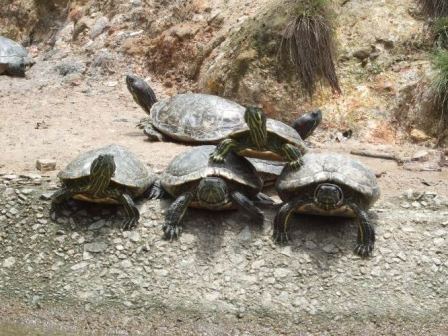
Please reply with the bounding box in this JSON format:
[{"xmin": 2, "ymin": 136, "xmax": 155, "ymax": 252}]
[
  {"xmin": 0, "ymin": 36, "xmax": 34, "ymax": 77},
  {"xmin": 51, "ymin": 144, "xmax": 161, "ymax": 229},
  {"xmin": 160, "ymin": 145, "xmax": 272, "ymax": 240},
  {"xmin": 273, "ymin": 153, "xmax": 380, "ymax": 257},
  {"xmin": 210, "ymin": 106, "xmax": 307, "ymax": 169},
  {"xmin": 125, "ymin": 74, "xmax": 321, "ymax": 143}
]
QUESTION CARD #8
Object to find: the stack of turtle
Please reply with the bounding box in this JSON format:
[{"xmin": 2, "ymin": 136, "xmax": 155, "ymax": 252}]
[
  {"xmin": 125, "ymin": 75, "xmax": 380, "ymax": 257},
  {"xmin": 50, "ymin": 75, "xmax": 380, "ymax": 258}
]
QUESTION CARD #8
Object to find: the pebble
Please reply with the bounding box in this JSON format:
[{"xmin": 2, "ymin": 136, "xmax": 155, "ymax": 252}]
[
  {"xmin": 36, "ymin": 159, "xmax": 56, "ymax": 172},
  {"xmin": 71, "ymin": 262, "xmax": 89, "ymax": 271},
  {"xmin": 128, "ymin": 231, "xmax": 141, "ymax": 242},
  {"xmin": 88, "ymin": 220, "xmax": 106, "ymax": 230},
  {"xmin": 3, "ymin": 257, "xmax": 16, "ymax": 268},
  {"xmin": 84, "ymin": 242, "xmax": 108, "ymax": 253}
]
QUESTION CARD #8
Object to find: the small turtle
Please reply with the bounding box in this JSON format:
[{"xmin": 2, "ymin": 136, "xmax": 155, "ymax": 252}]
[
  {"xmin": 0, "ymin": 36, "xmax": 34, "ymax": 77},
  {"xmin": 52, "ymin": 144, "xmax": 161, "ymax": 229},
  {"xmin": 210, "ymin": 106, "xmax": 307, "ymax": 169},
  {"xmin": 160, "ymin": 145, "xmax": 272, "ymax": 240},
  {"xmin": 126, "ymin": 75, "xmax": 321, "ymax": 143},
  {"xmin": 273, "ymin": 153, "xmax": 380, "ymax": 257},
  {"xmin": 248, "ymin": 110, "xmax": 323, "ymax": 186}
]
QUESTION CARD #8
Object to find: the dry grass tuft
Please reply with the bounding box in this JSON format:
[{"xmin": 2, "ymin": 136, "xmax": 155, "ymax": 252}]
[
  {"xmin": 418, "ymin": 0, "xmax": 448, "ymax": 18},
  {"xmin": 280, "ymin": 1, "xmax": 340, "ymax": 97}
]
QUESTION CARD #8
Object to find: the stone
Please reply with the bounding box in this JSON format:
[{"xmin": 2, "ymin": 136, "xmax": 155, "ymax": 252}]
[
  {"xmin": 40, "ymin": 192, "xmax": 55, "ymax": 200},
  {"xmin": 238, "ymin": 226, "xmax": 252, "ymax": 241},
  {"xmin": 88, "ymin": 220, "xmax": 106, "ymax": 230},
  {"xmin": 410, "ymin": 129, "xmax": 431, "ymax": 142},
  {"xmin": 274, "ymin": 268, "xmax": 292, "ymax": 279},
  {"xmin": 84, "ymin": 242, "xmax": 108, "ymax": 253},
  {"xmin": 411, "ymin": 150, "xmax": 429, "ymax": 162},
  {"xmin": 3, "ymin": 257, "xmax": 16, "ymax": 268},
  {"xmin": 353, "ymin": 47, "xmax": 372, "ymax": 60},
  {"xmin": 36, "ymin": 159, "xmax": 56, "ymax": 172},
  {"xmin": 71, "ymin": 262, "xmax": 88, "ymax": 271},
  {"xmin": 90, "ymin": 16, "xmax": 109, "ymax": 39},
  {"xmin": 128, "ymin": 231, "xmax": 141, "ymax": 242}
]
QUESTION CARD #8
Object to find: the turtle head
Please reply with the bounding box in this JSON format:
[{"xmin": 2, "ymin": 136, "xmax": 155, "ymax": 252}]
[
  {"xmin": 292, "ymin": 109, "xmax": 322, "ymax": 140},
  {"xmin": 197, "ymin": 177, "xmax": 229, "ymax": 208},
  {"xmin": 7, "ymin": 62, "xmax": 26, "ymax": 77},
  {"xmin": 314, "ymin": 183, "xmax": 343, "ymax": 210},
  {"xmin": 89, "ymin": 154, "xmax": 116, "ymax": 195},
  {"xmin": 244, "ymin": 106, "xmax": 267, "ymax": 149},
  {"xmin": 126, "ymin": 74, "xmax": 139, "ymax": 92}
]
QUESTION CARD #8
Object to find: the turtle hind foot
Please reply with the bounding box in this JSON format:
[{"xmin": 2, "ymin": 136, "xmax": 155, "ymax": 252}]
[
  {"xmin": 272, "ymin": 230, "xmax": 289, "ymax": 245},
  {"xmin": 162, "ymin": 223, "xmax": 182, "ymax": 241}
]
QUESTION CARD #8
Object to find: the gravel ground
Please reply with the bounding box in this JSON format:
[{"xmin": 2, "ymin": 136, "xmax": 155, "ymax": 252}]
[{"xmin": 0, "ymin": 165, "xmax": 447, "ymax": 335}]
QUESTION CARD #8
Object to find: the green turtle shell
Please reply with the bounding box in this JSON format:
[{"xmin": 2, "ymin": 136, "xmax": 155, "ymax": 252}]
[
  {"xmin": 276, "ymin": 153, "xmax": 380, "ymax": 215},
  {"xmin": 58, "ymin": 144, "xmax": 155, "ymax": 195},
  {"xmin": 0, "ymin": 36, "xmax": 32, "ymax": 71},
  {"xmin": 161, "ymin": 145, "xmax": 262, "ymax": 197},
  {"xmin": 150, "ymin": 94, "xmax": 246, "ymax": 143}
]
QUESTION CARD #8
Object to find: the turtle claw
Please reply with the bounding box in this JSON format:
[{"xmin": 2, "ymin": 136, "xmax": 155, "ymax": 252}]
[
  {"xmin": 210, "ymin": 152, "xmax": 225, "ymax": 163},
  {"xmin": 163, "ymin": 223, "xmax": 182, "ymax": 241},
  {"xmin": 354, "ymin": 242, "xmax": 374, "ymax": 258},
  {"xmin": 137, "ymin": 117, "xmax": 151, "ymax": 129},
  {"xmin": 272, "ymin": 230, "xmax": 289, "ymax": 245}
]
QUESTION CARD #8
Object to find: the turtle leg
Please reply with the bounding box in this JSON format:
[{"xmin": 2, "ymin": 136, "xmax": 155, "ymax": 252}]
[
  {"xmin": 273, "ymin": 198, "xmax": 307, "ymax": 244},
  {"xmin": 210, "ymin": 139, "xmax": 239, "ymax": 163},
  {"xmin": 348, "ymin": 202, "xmax": 375, "ymax": 258},
  {"xmin": 163, "ymin": 192, "xmax": 193, "ymax": 241},
  {"xmin": 119, "ymin": 193, "xmax": 140, "ymax": 230},
  {"xmin": 144, "ymin": 180, "xmax": 167, "ymax": 200},
  {"xmin": 137, "ymin": 116, "xmax": 151, "ymax": 129},
  {"xmin": 253, "ymin": 192, "xmax": 275, "ymax": 206},
  {"xmin": 143, "ymin": 124, "xmax": 167, "ymax": 142},
  {"xmin": 280, "ymin": 143, "xmax": 305, "ymax": 170},
  {"xmin": 230, "ymin": 191, "xmax": 264, "ymax": 224},
  {"xmin": 50, "ymin": 188, "xmax": 74, "ymax": 218}
]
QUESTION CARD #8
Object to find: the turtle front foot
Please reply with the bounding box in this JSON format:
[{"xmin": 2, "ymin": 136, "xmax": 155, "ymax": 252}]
[
  {"xmin": 163, "ymin": 223, "xmax": 182, "ymax": 241},
  {"xmin": 354, "ymin": 242, "xmax": 374, "ymax": 258},
  {"xmin": 209, "ymin": 152, "xmax": 225, "ymax": 163},
  {"xmin": 272, "ymin": 230, "xmax": 289, "ymax": 245},
  {"xmin": 122, "ymin": 217, "xmax": 139, "ymax": 231},
  {"xmin": 137, "ymin": 117, "xmax": 151, "ymax": 129},
  {"xmin": 286, "ymin": 158, "xmax": 304, "ymax": 170}
]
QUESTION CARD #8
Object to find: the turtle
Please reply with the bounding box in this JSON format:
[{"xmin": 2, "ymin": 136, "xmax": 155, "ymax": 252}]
[
  {"xmin": 51, "ymin": 144, "xmax": 161, "ymax": 230},
  {"xmin": 0, "ymin": 36, "xmax": 34, "ymax": 77},
  {"xmin": 210, "ymin": 106, "xmax": 307, "ymax": 170},
  {"xmin": 273, "ymin": 152, "xmax": 380, "ymax": 257},
  {"xmin": 247, "ymin": 109, "xmax": 323, "ymax": 186},
  {"xmin": 160, "ymin": 145, "xmax": 273, "ymax": 240},
  {"xmin": 125, "ymin": 74, "xmax": 322, "ymax": 143}
]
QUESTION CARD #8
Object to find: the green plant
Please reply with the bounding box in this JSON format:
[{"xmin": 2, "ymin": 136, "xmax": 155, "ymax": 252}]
[
  {"xmin": 431, "ymin": 50, "xmax": 448, "ymax": 137},
  {"xmin": 433, "ymin": 16, "xmax": 448, "ymax": 48},
  {"xmin": 279, "ymin": 0, "xmax": 340, "ymax": 97},
  {"xmin": 418, "ymin": 0, "xmax": 448, "ymax": 18}
]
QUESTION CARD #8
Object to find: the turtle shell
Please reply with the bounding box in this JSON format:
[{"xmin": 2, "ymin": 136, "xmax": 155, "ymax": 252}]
[
  {"xmin": 277, "ymin": 153, "xmax": 380, "ymax": 210},
  {"xmin": 247, "ymin": 158, "xmax": 284, "ymax": 186},
  {"xmin": 0, "ymin": 36, "xmax": 31, "ymax": 66},
  {"xmin": 232, "ymin": 119, "xmax": 306, "ymax": 161},
  {"xmin": 150, "ymin": 94, "xmax": 246, "ymax": 143},
  {"xmin": 161, "ymin": 145, "xmax": 262, "ymax": 197},
  {"xmin": 58, "ymin": 144, "xmax": 155, "ymax": 195}
]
